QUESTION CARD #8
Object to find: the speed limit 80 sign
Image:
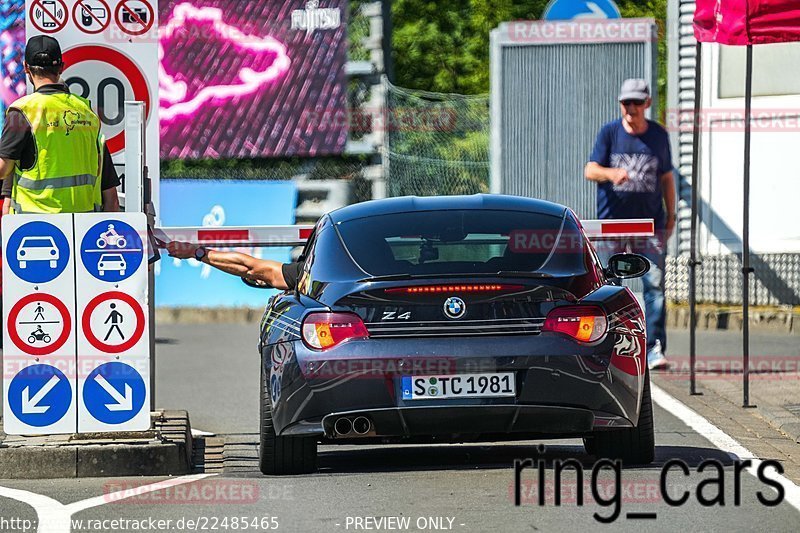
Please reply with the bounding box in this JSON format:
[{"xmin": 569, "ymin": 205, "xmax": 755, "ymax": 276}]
[
  {"xmin": 25, "ymin": 0, "xmax": 160, "ymax": 213},
  {"xmin": 62, "ymin": 45, "xmax": 151, "ymax": 154}
]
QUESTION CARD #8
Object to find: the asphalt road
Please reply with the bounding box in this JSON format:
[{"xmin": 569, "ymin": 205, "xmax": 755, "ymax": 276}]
[{"xmin": 0, "ymin": 324, "xmax": 798, "ymax": 532}]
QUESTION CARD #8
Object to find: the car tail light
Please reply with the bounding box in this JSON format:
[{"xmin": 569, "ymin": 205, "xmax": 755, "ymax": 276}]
[
  {"xmin": 385, "ymin": 284, "xmax": 524, "ymax": 294},
  {"xmin": 302, "ymin": 312, "xmax": 369, "ymax": 350},
  {"xmin": 543, "ymin": 305, "xmax": 607, "ymax": 343}
]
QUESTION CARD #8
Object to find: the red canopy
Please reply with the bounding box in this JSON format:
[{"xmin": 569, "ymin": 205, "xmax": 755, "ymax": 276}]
[{"xmin": 694, "ymin": 0, "xmax": 800, "ymax": 45}]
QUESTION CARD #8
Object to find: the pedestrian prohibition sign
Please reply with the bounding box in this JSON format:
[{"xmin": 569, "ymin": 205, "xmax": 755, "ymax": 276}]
[
  {"xmin": 82, "ymin": 291, "xmax": 145, "ymax": 353},
  {"xmin": 7, "ymin": 293, "xmax": 72, "ymax": 356}
]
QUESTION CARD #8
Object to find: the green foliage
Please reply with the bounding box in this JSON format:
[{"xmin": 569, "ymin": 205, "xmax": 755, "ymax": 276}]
[{"xmin": 392, "ymin": 0, "xmax": 669, "ymax": 119}]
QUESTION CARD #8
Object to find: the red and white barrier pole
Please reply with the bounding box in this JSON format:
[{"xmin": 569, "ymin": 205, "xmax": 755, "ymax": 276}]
[{"xmin": 154, "ymin": 219, "xmax": 654, "ymax": 248}]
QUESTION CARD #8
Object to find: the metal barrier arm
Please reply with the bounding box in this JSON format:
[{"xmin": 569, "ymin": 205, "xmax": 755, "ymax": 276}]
[
  {"xmin": 155, "ymin": 219, "xmax": 654, "ymax": 248},
  {"xmin": 155, "ymin": 225, "xmax": 315, "ymax": 247}
]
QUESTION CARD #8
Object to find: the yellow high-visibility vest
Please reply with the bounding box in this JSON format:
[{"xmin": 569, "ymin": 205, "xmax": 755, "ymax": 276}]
[{"xmin": 9, "ymin": 91, "xmax": 103, "ymax": 214}]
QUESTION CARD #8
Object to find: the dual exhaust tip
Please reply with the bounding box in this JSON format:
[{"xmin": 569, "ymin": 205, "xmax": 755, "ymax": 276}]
[{"xmin": 334, "ymin": 416, "xmax": 372, "ymax": 437}]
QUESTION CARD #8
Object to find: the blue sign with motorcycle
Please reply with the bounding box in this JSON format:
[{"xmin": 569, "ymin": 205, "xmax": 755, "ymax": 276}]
[
  {"xmin": 5, "ymin": 221, "xmax": 71, "ymax": 284},
  {"xmin": 80, "ymin": 220, "xmax": 144, "ymax": 282},
  {"xmin": 83, "ymin": 362, "xmax": 147, "ymax": 425},
  {"xmin": 8, "ymin": 365, "xmax": 72, "ymax": 427}
]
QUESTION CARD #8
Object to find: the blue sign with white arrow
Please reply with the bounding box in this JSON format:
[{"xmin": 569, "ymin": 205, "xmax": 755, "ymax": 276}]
[
  {"xmin": 543, "ymin": 0, "xmax": 621, "ymax": 20},
  {"xmin": 80, "ymin": 220, "xmax": 144, "ymax": 283},
  {"xmin": 5, "ymin": 221, "xmax": 71, "ymax": 284},
  {"xmin": 8, "ymin": 365, "xmax": 72, "ymax": 427},
  {"xmin": 83, "ymin": 362, "xmax": 146, "ymax": 424}
]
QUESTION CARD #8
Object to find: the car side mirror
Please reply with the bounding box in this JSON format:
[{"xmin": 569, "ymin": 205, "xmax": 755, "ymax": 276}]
[
  {"xmin": 241, "ymin": 277, "xmax": 273, "ymax": 289},
  {"xmin": 606, "ymin": 253, "xmax": 650, "ymax": 279}
]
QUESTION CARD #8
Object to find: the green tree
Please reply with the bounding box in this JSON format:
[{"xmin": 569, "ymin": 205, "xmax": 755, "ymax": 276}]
[{"xmin": 392, "ymin": 0, "xmax": 669, "ymax": 118}]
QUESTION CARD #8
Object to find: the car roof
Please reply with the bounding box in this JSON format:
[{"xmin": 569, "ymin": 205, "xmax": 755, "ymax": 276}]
[{"xmin": 327, "ymin": 194, "xmax": 569, "ymax": 224}]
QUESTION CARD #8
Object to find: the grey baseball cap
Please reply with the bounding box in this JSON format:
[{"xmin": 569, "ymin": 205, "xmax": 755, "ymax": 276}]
[{"xmin": 619, "ymin": 78, "xmax": 650, "ymax": 101}]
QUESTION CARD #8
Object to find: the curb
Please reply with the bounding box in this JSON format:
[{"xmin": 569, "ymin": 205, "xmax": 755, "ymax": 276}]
[
  {"xmin": 666, "ymin": 305, "xmax": 798, "ymax": 335},
  {"xmin": 755, "ymin": 404, "xmax": 800, "ymax": 444},
  {"xmin": 0, "ymin": 410, "xmax": 193, "ymax": 479}
]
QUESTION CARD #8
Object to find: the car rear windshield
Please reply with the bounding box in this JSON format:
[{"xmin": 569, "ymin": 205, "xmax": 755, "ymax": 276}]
[{"xmin": 334, "ymin": 209, "xmax": 589, "ymax": 277}]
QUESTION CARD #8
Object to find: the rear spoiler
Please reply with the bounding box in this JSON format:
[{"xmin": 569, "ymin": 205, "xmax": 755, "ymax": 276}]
[{"xmin": 154, "ymin": 219, "xmax": 654, "ymax": 248}]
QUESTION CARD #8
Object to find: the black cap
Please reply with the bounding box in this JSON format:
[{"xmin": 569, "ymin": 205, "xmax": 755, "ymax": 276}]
[{"xmin": 25, "ymin": 35, "xmax": 63, "ymax": 68}]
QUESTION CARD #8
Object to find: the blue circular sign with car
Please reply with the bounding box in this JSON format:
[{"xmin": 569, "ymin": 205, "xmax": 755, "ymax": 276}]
[
  {"xmin": 80, "ymin": 220, "xmax": 144, "ymax": 282},
  {"xmin": 5, "ymin": 221, "xmax": 71, "ymax": 283}
]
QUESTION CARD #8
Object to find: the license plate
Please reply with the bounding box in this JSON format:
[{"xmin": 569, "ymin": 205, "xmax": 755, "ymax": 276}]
[{"xmin": 401, "ymin": 373, "xmax": 515, "ymax": 400}]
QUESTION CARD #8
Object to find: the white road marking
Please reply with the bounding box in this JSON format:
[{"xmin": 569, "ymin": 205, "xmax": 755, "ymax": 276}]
[
  {"xmin": 651, "ymin": 383, "xmax": 800, "ymax": 513},
  {"xmin": 0, "ymin": 473, "xmax": 214, "ymax": 533},
  {"xmin": 191, "ymin": 428, "xmax": 216, "ymax": 437}
]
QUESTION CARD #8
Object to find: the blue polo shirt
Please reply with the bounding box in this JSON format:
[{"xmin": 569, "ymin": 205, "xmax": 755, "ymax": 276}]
[{"xmin": 589, "ymin": 119, "xmax": 673, "ymax": 229}]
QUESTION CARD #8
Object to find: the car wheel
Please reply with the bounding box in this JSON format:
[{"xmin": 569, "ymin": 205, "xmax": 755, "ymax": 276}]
[
  {"xmin": 99, "ymin": 271, "xmax": 104, "ymax": 276},
  {"xmin": 258, "ymin": 361, "xmax": 317, "ymax": 475},
  {"xmin": 50, "ymin": 261, "xmax": 57, "ymax": 268},
  {"xmin": 120, "ymin": 270, "xmax": 125, "ymax": 276},
  {"xmin": 19, "ymin": 261, "xmax": 26, "ymax": 269},
  {"xmin": 587, "ymin": 370, "xmax": 655, "ymax": 465}
]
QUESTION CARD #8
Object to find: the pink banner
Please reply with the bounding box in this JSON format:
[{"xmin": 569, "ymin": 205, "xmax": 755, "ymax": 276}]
[{"xmin": 694, "ymin": 0, "xmax": 800, "ymax": 45}]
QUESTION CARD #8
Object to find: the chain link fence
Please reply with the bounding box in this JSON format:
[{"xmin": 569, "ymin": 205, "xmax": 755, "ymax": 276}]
[{"xmin": 384, "ymin": 81, "xmax": 490, "ymax": 197}]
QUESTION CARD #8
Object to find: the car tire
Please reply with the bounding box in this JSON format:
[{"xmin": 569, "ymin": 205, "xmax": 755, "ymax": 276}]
[
  {"xmin": 258, "ymin": 362, "xmax": 317, "ymax": 475},
  {"xmin": 50, "ymin": 261, "xmax": 57, "ymax": 268},
  {"xmin": 587, "ymin": 370, "xmax": 655, "ymax": 465},
  {"xmin": 19, "ymin": 261, "xmax": 26, "ymax": 269}
]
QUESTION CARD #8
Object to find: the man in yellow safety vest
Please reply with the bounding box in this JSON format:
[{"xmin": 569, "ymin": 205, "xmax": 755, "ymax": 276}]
[{"xmin": 0, "ymin": 35, "xmax": 120, "ymax": 214}]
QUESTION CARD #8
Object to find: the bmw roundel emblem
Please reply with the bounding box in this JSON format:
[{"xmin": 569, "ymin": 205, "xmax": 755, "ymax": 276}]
[{"xmin": 443, "ymin": 296, "xmax": 466, "ymax": 319}]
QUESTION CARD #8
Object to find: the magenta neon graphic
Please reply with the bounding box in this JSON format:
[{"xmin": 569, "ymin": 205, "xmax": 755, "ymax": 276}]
[
  {"xmin": 159, "ymin": 0, "xmax": 348, "ymax": 159},
  {"xmin": 159, "ymin": 3, "xmax": 291, "ymax": 122}
]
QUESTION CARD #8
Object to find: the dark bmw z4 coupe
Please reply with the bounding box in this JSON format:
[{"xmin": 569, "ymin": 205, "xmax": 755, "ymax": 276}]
[{"xmin": 258, "ymin": 195, "xmax": 653, "ymax": 475}]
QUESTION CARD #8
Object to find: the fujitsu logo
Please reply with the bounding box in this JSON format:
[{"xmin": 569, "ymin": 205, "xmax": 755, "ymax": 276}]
[{"xmin": 291, "ymin": 0, "xmax": 341, "ymax": 35}]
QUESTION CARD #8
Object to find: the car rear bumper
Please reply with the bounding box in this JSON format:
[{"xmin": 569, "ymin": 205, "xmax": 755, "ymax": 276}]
[
  {"xmin": 278, "ymin": 404, "xmax": 636, "ymax": 440},
  {"xmin": 266, "ymin": 332, "xmax": 646, "ymax": 438}
]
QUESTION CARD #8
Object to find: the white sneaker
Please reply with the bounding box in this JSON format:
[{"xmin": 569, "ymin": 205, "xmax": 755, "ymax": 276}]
[
  {"xmin": 647, "ymin": 340, "xmax": 669, "ymax": 370},
  {"xmin": 648, "ymin": 354, "xmax": 669, "ymax": 371}
]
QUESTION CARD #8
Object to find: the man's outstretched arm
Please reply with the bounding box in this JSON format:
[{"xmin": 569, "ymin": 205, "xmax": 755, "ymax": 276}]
[{"xmin": 167, "ymin": 241, "xmax": 290, "ymax": 290}]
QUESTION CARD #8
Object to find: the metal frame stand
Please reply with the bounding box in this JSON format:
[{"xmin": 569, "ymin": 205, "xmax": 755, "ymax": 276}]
[
  {"xmin": 124, "ymin": 101, "xmax": 156, "ymax": 411},
  {"xmin": 689, "ymin": 42, "xmax": 703, "ymax": 396},
  {"xmin": 742, "ymin": 45, "xmax": 755, "ymax": 408}
]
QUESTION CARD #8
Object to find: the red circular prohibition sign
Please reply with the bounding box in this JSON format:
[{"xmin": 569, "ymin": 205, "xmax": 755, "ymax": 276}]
[
  {"xmin": 8, "ymin": 293, "xmax": 72, "ymax": 356},
  {"xmin": 83, "ymin": 291, "xmax": 145, "ymax": 353},
  {"xmin": 62, "ymin": 45, "xmax": 151, "ymax": 155}
]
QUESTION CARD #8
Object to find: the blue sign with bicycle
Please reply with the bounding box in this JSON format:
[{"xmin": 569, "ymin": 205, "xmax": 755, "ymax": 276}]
[
  {"xmin": 80, "ymin": 219, "xmax": 144, "ymax": 282},
  {"xmin": 83, "ymin": 362, "xmax": 146, "ymax": 425},
  {"xmin": 543, "ymin": 0, "xmax": 621, "ymax": 20},
  {"xmin": 8, "ymin": 365, "xmax": 72, "ymax": 427},
  {"xmin": 5, "ymin": 221, "xmax": 71, "ymax": 283}
]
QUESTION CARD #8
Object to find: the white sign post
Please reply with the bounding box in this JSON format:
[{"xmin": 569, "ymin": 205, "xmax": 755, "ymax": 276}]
[
  {"xmin": 25, "ymin": 0, "xmax": 160, "ymax": 216},
  {"xmin": 2, "ymin": 215, "xmax": 78, "ymax": 435},
  {"xmin": 74, "ymin": 212, "xmax": 150, "ymax": 432}
]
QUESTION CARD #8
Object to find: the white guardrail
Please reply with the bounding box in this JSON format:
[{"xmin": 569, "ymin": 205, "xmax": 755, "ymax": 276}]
[{"xmin": 154, "ymin": 219, "xmax": 655, "ymax": 248}]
